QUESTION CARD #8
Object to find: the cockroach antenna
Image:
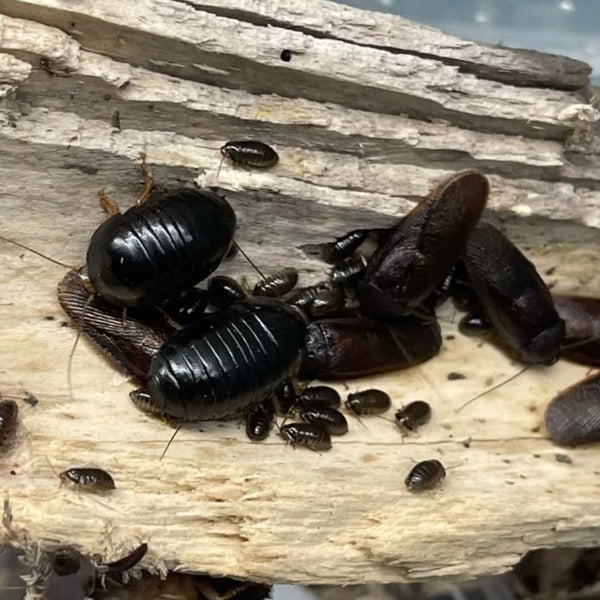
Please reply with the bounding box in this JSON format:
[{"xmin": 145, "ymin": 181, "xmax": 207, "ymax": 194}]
[
  {"xmin": 0, "ymin": 235, "xmax": 76, "ymax": 270},
  {"xmin": 455, "ymin": 365, "xmax": 529, "ymax": 413},
  {"xmin": 159, "ymin": 423, "xmax": 183, "ymax": 461},
  {"xmin": 233, "ymin": 241, "xmax": 266, "ymax": 281}
]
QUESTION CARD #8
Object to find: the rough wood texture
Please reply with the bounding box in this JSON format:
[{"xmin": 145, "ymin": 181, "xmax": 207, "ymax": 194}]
[{"xmin": 1, "ymin": 0, "xmax": 600, "ymax": 589}]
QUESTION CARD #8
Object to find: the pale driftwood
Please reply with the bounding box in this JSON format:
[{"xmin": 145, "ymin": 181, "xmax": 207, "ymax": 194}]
[{"xmin": 0, "ymin": 0, "xmax": 600, "ymax": 590}]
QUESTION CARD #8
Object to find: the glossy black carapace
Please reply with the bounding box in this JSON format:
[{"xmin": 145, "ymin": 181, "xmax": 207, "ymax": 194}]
[{"xmin": 87, "ymin": 188, "xmax": 236, "ymax": 307}]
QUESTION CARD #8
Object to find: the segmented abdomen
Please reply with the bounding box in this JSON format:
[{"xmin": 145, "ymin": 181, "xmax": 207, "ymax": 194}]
[
  {"xmin": 87, "ymin": 189, "xmax": 236, "ymax": 307},
  {"xmin": 146, "ymin": 299, "xmax": 306, "ymax": 420}
]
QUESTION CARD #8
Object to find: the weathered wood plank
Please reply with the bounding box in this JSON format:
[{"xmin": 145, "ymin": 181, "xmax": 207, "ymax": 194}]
[{"xmin": 0, "ymin": 0, "xmax": 600, "ymax": 590}]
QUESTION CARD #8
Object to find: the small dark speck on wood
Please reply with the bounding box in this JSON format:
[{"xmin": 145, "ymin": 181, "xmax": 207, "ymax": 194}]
[
  {"xmin": 447, "ymin": 372, "xmax": 466, "ymax": 380},
  {"xmin": 555, "ymin": 453, "xmax": 572, "ymax": 464}
]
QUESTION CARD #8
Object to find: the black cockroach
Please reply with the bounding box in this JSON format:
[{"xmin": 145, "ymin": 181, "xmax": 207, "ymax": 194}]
[
  {"xmin": 295, "ymin": 386, "xmax": 341, "ymax": 410},
  {"xmin": 458, "ymin": 314, "xmax": 492, "ymax": 336},
  {"xmin": 395, "ymin": 401, "xmax": 431, "ymax": 433},
  {"xmin": 279, "ymin": 423, "xmax": 332, "ymax": 451},
  {"xmin": 131, "ymin": 297, "xmax": 306, "ymax": 421},
  {"xmin": 59, "ymin": 467, "xmax": 116, "ymax": 491},
  {"xmin": 87, "ymin": 187, "xmax": 237, "ymax": 307},
  {"xmin": 2, "ymin": 160, "xmax": 236, "ymax": 312},
  {"xmin": 461, "ymin": 223, "xmax": 565, "ymax": 364},
  {"xmin": 207, "ymin": 275, "xmax": 247, "ymax": 309},
  {"xmin": 345, "ymin": 389, "xmax": 391, "ymax": 416},
  {"xmin": 285, "ymin": 282, "xmax": 345, "ymax": 318},
  {"xmin": 245, "ymin": 399, "xmax": 275, "ymax": 441},
  {"xmin": 253, "ymin": 268, "xmax": 298, "ymax": 298},
  {"xmin": 322, "ymin": 229, "xmax": 370, "ymax": 263},
  {"xmin": 329, "ymin": 256, "xmax": 367, "ymax": 286},
  {"xmin": 405, "ymin": 459, "xmax": 446, "ymax": 491},
  {"xmin": 357, "ymin": 169, "xmax": 489, "ymax": 320},
  {"xmin": 545, "ymin": 373, "xmax": 600, "ymax": 446},
  {"xmin": 0, "ymin": 399, "xmax": 18, "ymax": 446},
  {"xmin": 58, "ymin": 270, "xmax": 175, "ymax": 381},
  {"xmin": 300, "ymin": 406, "xmax": 348, "ymax": 436},
  {"xmin": 301, "ymin": 316, "xmax": 441, "ymax": 379},
  {"xmin": 220, "ymin": 140, "xmax": 279, "ymax": 169},
  {"xmin": 552, "ymin": 294, "xmax": 600, "ymax": 367}
]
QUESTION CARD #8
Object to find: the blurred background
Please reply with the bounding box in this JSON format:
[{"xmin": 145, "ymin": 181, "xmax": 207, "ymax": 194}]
[{"xmin": 2, "ymin": 0, "xmax": 598, "ymax": 598}]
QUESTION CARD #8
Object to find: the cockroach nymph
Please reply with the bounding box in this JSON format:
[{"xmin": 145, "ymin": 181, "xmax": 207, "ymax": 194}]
[
  {"xmin": 345, "ymin": 389, "xmax": 391, "ymax": 416},
  {"xmin": 395, "ymin": 401, "xmax": 431, "ymax": 433},
  {"xmin": 405, "ymin": 459, "xmax": 446, "ymax": 491},
  {"xmin": 295, "ymin": 386, "xmax": 341, "ymax": 410},
  {"xmin": 220, "ymin": 141, "xmax": 279, "ymax": 169},
  {"xmin": 279, "ymin": 423, "xmax": 332, "ymax": 451},
  {"xmin": 245, "ymin": 400, "xmax": 275, "ymax": 441},
  {"xmin": 300, "ymin": 406, "xmax": 348, "ymax": 436},
  {"xmin": 253, "ymin": 268, "xmax": 298, "ymax": 298},
  {"xmin": 59, "ymin": 467, "xmax": 116, "ymax": 491}
]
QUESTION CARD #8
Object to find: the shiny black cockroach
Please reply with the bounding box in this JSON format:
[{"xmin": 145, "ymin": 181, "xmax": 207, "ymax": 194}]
[
  {"xmin": 87, "ymin": 186, "xmax": 236, "ymax": 307},
  {"xmin": 321, "ymin": 229, "xmax": 370, "ymax": 263},
  {"xmin": 220, "ymin": 140, "xmax": 279, "ymax": 169},
  {"xmin": 245, "ymin": 399, "xmax": 275, "ymax": 441},
  {"xmin": 0, "ymin": 399, "xmax": 18, "ymax": 447},
  {"xmin": 345, "ymin": 389, "xmax": 391, "ymax": 416},
  {"xmin": 1, "ymin": 157, "xmax": 236, "ymax": 311},
  {"xmin": 208, "ymin": 275, "xmax": 247, "ymax": 309},
  {"xmin": 273, "ymin": 379, "xmax": 299, "ymax": 415},
  {"xmin": 329, "ymin": 256, "xmax": 367, "ymax": 286},
  {"xmin": 405, "ymin": 459, "xmax": 446, "ymax": 491},
  {"xmin": 301, "ymin": 316, "xmax": 441, "ymax": 379},
  {"xmin": 59, "ymin": 467, "xmax": 116, "ymax": 491},
  {"xmin": 552, "ymin": 294, "xmax": 600, "ymax": 367},
  {"xmin": 460, "ymin": 223, "xmax": 564, "ymax": 364},
  {"xmin": 285, "ymin": 282, "xmax": 346, "ymax": 318},
  {"xmin": 545, "ymin": 372, "xmax": 600, "ymax": 446},
  {"xmin": 458, "ymin": 314, "xmax": 492, "ymax": 336},
  {"xmin": 300, "ymin": 407, "xmax": 348, "ymax": 436},
  {"xmin": 395, "ymin": 401, "xmax": 431, "ymax": 433},
  {"xmin": 357, "ymin": 169, "xmax": 489, "ymax": 320},
  {"xmin": 131, "ymin": 297, "xmax": 307, "ymax": 421},
  {"xmin": 279, "ymin": 422, "xmax": 332, "ymax": 451},
  {"xmin": 295, "ymin": 386, "xmax": 341, "ymax": 410},
  {"xmin": 253, "ymin": 268, "xmax": 298, "ymax": 298}
]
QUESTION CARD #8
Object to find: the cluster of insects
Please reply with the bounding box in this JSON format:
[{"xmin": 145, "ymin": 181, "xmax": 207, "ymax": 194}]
[{"xmin": 3, "ymin": 143, "xmax": 600, "ymax": 504}]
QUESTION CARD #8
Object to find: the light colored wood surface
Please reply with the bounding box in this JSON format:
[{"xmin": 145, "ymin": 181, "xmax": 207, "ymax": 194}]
[{"xmin": 1, "ymin": 0, "xmax": 600, "ymax": 587}]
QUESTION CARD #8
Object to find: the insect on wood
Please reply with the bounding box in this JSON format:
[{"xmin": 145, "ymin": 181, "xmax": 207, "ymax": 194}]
[
  {"xmin": 460, "ymin": 223, "xmax": 565, "ymax": 364},
  {"xmin": 131, "ymin": 298, "xmax": 307, "ymax": 421},
  {"xmin": 345, "ymin": 389, "xmax": 391, "ymax": 416},
  {"xmin": 357, "ymin": 169, "xmax": 489, "ymax": 320},
  {"xmin": 300, "ymin": 406, "xmax": 348, "ymax": 436},
  {"xmin": 245, "ymin": 400, "xmax": 276, "ymax": 441},
  {"xmin": 545, "ymin": 372, "xmax": 600, "ymax": 446},
  {"xmin": 395, "ymin": 401, "xmax": 432, "ymax": 433},
  {"xmin": 59, "ymin": 467, "xmax": 116, "ymax": 491},
  {"xmin": 302, "ymin": 317, "xmax": 441, "ymax": 379},
  {"xmin": 253, "ymin": 268, "xmax": 298, "ymax": 298},
  {"xmin": 279, "ymin": 423, "xmax": 332, "ymax": 451},
  {"xmin": 405, "ymin": 459, "xmax": 446, "ymax": 491},
  {"xmin": 220, "ymin": 140, "xmax": 279, "ymax": 169}
]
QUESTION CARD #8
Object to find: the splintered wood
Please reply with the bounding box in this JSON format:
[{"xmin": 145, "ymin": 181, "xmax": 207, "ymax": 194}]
[{"xmin": 1, "ymin": 0, "xmax": 600, "ymax": 586}]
